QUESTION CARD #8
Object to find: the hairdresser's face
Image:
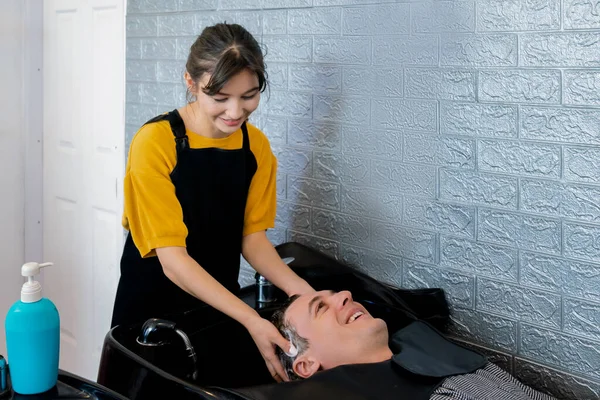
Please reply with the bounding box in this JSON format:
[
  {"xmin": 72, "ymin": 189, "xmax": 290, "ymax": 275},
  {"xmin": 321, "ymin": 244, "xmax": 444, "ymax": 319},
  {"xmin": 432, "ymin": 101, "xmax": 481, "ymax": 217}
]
[
  {"xmin": 286, "ymin": 290, "xmax": 388, "ymax": 373},
  {"xmin": 194, "ymin": 68, "xmax": 261, "ymax": 137}
]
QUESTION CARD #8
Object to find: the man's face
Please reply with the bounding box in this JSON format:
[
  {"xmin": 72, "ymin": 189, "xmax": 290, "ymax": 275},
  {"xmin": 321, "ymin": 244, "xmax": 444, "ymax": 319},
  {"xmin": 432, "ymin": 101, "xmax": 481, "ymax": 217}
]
[{"xmin": 285, "ymin": 290, "xmax": 389, "ymax": 376}]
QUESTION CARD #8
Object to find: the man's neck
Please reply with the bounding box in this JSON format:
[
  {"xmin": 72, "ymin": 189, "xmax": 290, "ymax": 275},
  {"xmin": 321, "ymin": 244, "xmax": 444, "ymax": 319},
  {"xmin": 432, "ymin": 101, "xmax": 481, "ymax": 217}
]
[{"xmin": 358, "ymin": 346, "xmax": 394, "ymax": 365}]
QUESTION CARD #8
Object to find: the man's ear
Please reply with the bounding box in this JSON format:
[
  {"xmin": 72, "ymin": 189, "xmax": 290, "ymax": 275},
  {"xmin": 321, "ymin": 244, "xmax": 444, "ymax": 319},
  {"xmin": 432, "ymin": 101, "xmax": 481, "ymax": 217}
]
[{"xmin": 293, "ymin": 355, "xmax": 321, "ymax": 379}]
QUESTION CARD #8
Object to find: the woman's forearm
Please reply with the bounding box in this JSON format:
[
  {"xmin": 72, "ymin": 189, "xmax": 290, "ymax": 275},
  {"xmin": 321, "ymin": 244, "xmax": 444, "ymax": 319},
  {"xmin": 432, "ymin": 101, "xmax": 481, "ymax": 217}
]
[
  {"xmin": 156, "ymin": 246, "xmax": 260, "ymax": 328},
  {"xmin": 242, "ymin": 231, "xmax": 313, "ymax": 296}
]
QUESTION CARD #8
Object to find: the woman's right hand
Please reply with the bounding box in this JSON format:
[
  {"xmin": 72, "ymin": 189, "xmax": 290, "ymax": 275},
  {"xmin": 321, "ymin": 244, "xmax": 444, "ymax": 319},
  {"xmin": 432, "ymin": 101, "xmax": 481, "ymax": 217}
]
[{"xmin": 244, "ymin": 316, "xmax": 292, "ymax": 383}]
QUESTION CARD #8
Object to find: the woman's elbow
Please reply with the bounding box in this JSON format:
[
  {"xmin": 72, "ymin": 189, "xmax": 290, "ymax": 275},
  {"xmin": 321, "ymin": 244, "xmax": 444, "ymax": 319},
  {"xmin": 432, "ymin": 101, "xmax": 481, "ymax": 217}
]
[{"xmin": 156, "ymin": 246, "xmax": 188, "ymax": 278}]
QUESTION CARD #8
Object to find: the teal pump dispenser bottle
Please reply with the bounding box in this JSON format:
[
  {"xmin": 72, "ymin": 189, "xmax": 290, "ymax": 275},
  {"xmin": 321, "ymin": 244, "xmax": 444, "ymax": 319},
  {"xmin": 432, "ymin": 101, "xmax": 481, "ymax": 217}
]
[{"xmin": 5, "ymin": 262, "xmax": 60, "ymax": 394}]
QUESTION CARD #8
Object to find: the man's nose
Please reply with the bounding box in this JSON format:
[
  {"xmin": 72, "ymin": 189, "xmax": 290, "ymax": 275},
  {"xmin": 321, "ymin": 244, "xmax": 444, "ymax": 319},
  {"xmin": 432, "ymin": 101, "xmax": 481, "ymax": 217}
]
[{"xmin": 333, "ymin": 290, "xmax": 352, "ymax": 309}]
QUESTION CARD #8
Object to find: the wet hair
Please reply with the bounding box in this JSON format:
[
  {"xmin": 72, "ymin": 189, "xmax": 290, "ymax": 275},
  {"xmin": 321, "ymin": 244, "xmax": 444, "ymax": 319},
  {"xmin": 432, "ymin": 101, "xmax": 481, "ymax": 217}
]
[
  {"xmin": 271, "ymin": 295, "xmax": 310, "ymax": 381},
  {"xmin": 185, "ymin": 23, "xmax": 268, "ymax": 101}
]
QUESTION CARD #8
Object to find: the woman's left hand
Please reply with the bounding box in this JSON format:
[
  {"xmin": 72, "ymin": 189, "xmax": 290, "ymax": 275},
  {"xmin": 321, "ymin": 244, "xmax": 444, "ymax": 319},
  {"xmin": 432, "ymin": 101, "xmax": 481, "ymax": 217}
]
[{"xmin": 244, "ymin": 316, "xmax": 293, "ymax": 382}]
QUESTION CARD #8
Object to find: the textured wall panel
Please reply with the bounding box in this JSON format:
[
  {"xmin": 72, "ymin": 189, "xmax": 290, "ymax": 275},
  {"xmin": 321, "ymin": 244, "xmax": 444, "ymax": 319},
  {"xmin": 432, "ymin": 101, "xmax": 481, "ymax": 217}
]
[
  {"xmin": 128, "ymin": 0, "xmax": 178, "ymax": 13},
  {"xmin": 288, "ymin": 119, "xmax": 341, "ymax": 150},
  {"xmin": 440, "ymin": 236, "xmax": 518, "ymax": 281},
  {"xmin": 412, "ymin": 1, "xmax": 475, "ymax": 33},
  {"xmin": 441, "ymin": 34, "xmax": 517, "ymax": 67},
  {"xmin": 440, "ymin": 102, "xmax": 517, "ymax": 138},
  {"xmin": 370, "ymin": 221, "xmax": 437, "ymax": 264},
  {"xmin": 275, "ymin": 201, "xmax": 311, "ymax": 234},
  {"xmin": 477, "ymin": 0, "xmax": 560, "ymax": 31},
  {"xmin": 340, "ymin": 244, "xmax": 402, "ymax": 287},
  {"xmin": 564, "ymin": 221, "xmax": 600, "ymax": 262},
  {"xmin": 312, "ymin": 209, "xmax": 370, "ymax": 247},
  {"xmin": 314, "ymin": 152, "xmax": 370, "ymax": 185},
  {"xmin": 288, "ymin": 8, "xmax": 341, "ymax": 35},
  {"xmin": 371, "ymin": 99, "xmax": 437, "ymax": 131},
  {"xmin": 564, "ymin": 0, "xmax": 600, "ymax": 29},
  {"xmin": 405, "ymin": 68, "xmax": 475, "ymax": 101},
  {"xmin": 127, "ymin": 16, "xmax": 158, "ymax": 37},
  {"xmin": 260, "ymin": 90, "xmax": 312, "ymax": 118},
  {"xmin": 520, "ymin": 33, "xmax": 600, "ymax": 67},
  {"xmin": 563, "ymin": 298, "xmax": 600, "ymax": 341},
  {"xmin": 476, "ymin": 278, "xmax": 562, "ymax": 329},
  {"xmin": 403, "ymin": 198, "xmax": 475, "ymax": 238},
  {"xmin": 372, "ymin": 160, "xmax": 436, "ymax": 198},
  {"xmin": 521, "ymin": 106, "xmax": 600, "ymax": 145},
  {"xmin": 342, "ymin": 126, "xmax": 402, "ymax": 161},
  {"xmin": 262, "ymin": 36, "xmax": 312, "ymax": 63},
  {"xmin": 251, "ymin": 115, "xmax": 286, "ymax": 144},
  {"xmin": 404, "ymin": 133, "xmax": 474, "ymax": 169},
  {"xmin": 263, "ymin": 10, "xmax": 287, "ymax": 35},
  {"xmin": 440, "ymin": 169, "xmax": 517, "ymax": 209},
  {"xmin": 404, "ymin": 261, "xmax": 475, "ymax": 308},
  {"xmin": 521, "ymin": 179, "xmax": 600, "ymax": 222},
  {"xmin": 288, "ymin": 230, "xmax": 340, "ymax": 259},
  {"xmin": 478, "ymin": 140, "xmax": 560, "ymax": 178},
  {"xmin": 448, "ymin": 308, "xmax": 518, "ymax": 352},
  {"xmin": 479, "ymin": 70, "xmax": 561, "ymax": 104},
  {"xmin": 314, "ymin": 37, "xmax": 371, "ymax": 64},
  {"xmin": 273, "ymin": 146, "xmax": 312, "ymax": 176},
  {"xmin": 341, "ymin": 186, "xmax": 402, "ymax": 223},
  {"xmin": 478, "ymin": 209, "xmax": 561, "ymax": 253},
  {"xmin": 342, "ymin": 3, "xmax": 409, "ymax": 35},
  {"xmin": 564, "ymin": 70, "xmax": 600, "ymax": 106},
  {"xmin": 564, "ymin": 146, "xmax": 600, "ymax": 184},
  {"xmin": 157, "ymin": 14, "xmax": 196, "ymax": 36},
  {"xmin": 289, "ymin": 64, "xmax": 341, "ymax": 93},
  {"xmin": 373, "ymin": 36, "xmax": 438, "ymax": 66},
  {"xmin": 520, "ymin": 252, "xmax": 600, "ymax": 303},
  {"xmin": 314, "ymin": 95, "xmax": 370, "ymax": 125},
  {"xmin": 520, "ymin": 324, "xmax": 600, "ymax": 381},
  {"xmin": 342, "ymin": 67, "xmax": 403, "ymax": 97}
]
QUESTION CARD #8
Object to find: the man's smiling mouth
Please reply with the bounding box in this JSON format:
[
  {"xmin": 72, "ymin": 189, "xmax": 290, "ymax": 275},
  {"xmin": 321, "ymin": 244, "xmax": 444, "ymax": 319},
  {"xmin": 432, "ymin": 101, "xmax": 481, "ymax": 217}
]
[{"xmin": 347, "ymin": 311, "xmax": 364, "ymax": 323}]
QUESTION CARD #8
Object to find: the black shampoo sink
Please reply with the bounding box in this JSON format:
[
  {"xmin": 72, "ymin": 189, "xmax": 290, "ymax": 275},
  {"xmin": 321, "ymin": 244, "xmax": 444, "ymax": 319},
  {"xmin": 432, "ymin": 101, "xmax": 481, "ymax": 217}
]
[
  {"xmin": 3, "ymin": 369, "xmax": 127, "ymax": 400},
  {"xmin": 97, "ymin": 242, "xmax": 450, "ymax": 400}
]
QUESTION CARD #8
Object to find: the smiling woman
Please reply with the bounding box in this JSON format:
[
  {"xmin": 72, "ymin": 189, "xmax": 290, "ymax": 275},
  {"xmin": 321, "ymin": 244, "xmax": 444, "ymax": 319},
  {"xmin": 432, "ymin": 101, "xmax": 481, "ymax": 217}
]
[{"xmin": 111, "ymin": 23, "xmax": 314, "ymax": 383}]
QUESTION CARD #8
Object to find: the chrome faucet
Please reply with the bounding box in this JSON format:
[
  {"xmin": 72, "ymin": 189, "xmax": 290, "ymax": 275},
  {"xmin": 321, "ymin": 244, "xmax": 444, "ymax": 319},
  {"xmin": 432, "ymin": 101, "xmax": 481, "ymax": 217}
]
[
  {"xmin": 255, "ymin": 257, "xmax": 295, "ymax": 303},
  {"xmin": 137, "ymin": 318, "xmax": 198, "ymax": 380}
]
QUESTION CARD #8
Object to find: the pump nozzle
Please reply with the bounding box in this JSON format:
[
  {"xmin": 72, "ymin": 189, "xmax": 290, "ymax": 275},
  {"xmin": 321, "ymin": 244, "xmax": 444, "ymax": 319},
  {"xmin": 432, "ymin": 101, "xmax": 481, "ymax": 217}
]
[
  {"xmin": 22, "ymin": 262, "xmax": 53, "ymax": 278},
  {"xmin": 20, "ymin": 262, "xmax": 53, "ymax": 303}
]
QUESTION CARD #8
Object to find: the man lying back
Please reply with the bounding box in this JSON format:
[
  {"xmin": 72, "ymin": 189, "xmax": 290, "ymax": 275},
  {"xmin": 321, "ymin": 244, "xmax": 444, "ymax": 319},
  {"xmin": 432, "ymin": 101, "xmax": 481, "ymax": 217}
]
[{"xmin": 270, "ymin": 290, "xmax": 556, "ymax": 400}]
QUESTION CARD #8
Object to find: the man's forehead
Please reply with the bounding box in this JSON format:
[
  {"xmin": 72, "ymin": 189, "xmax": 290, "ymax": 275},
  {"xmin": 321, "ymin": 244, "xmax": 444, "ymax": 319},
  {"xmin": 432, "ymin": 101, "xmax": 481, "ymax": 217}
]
[{"xmin": 287, "ymin": 290, "xmax": 331, "ymax": 317}]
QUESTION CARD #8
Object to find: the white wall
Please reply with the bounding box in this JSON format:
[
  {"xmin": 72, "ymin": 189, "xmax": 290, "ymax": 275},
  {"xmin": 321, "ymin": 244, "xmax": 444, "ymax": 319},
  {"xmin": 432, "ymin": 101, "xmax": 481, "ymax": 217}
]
[{"xmin": 0, "ymin": 0, "xmax": 26, "ymax": 357}]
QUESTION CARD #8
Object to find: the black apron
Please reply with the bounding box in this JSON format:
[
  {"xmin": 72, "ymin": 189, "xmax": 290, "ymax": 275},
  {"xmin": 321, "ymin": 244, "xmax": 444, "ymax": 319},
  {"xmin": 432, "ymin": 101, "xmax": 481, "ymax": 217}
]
[{"xmin": 111, "ymin": 110, "xmax": 257, "ymax": 328}]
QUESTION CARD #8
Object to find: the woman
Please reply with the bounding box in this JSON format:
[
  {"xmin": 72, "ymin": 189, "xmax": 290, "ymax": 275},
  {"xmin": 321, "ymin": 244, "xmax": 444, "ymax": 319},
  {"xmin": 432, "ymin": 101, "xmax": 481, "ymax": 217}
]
[{"xmin": 111, "ymin": 23, "xmax": 314, "ymax": 382}]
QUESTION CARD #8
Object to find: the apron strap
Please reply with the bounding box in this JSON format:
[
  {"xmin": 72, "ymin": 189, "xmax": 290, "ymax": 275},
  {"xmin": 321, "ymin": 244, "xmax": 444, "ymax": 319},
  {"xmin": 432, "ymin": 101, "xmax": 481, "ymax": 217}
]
[
  {"xmin": 166, "ymin": 109, "xmax": 189, "ymax": 153},
  {"xmin": 241, "ymin": 121, "xmax": 250, "ymax": 151}
]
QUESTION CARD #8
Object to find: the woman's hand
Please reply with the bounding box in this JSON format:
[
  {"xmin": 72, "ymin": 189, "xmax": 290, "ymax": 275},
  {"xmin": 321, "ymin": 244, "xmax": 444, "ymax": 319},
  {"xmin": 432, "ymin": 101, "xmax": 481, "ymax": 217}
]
[{"xmin": 244, "ymin": 316, "xmax": 292, "ymax": 382}]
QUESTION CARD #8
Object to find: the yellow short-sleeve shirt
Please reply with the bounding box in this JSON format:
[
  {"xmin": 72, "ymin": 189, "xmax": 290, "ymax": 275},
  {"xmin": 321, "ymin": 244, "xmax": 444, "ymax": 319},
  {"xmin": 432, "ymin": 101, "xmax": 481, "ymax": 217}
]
[{"xmin": 122, "ymin": 118, "xmax": 277, "ymax": 258}]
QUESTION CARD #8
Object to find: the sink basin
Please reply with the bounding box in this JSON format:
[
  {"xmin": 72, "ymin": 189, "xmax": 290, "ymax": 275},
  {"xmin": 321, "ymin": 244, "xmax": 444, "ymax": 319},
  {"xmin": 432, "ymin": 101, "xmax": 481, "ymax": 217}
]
[
  {"xmin": 97, "ymin": 242, "xmax": 450, "ymax": 400},
  {"xmin": 3, "ymin": 369, "xmax": 127, "ymax": 400}
]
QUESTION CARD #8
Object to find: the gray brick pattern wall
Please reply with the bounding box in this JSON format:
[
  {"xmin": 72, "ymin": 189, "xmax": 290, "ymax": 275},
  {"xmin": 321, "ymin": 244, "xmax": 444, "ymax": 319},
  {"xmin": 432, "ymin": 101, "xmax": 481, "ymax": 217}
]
[{"xmin": 125, "ymin": 1, "xmax": 600, "ymax": 398}]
